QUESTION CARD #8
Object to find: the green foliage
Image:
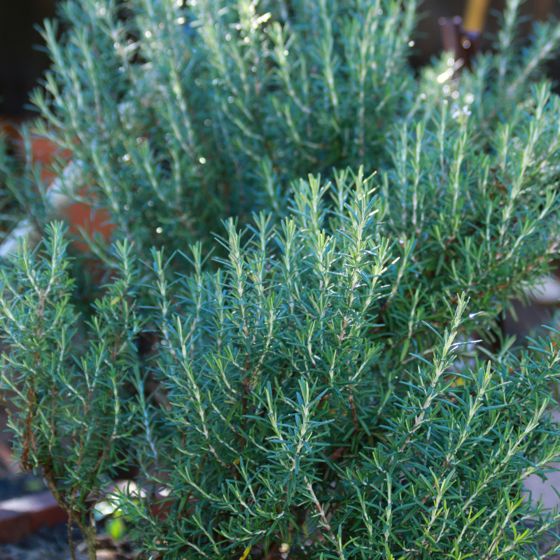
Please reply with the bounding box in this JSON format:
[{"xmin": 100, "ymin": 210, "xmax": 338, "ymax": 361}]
[
  {"xmin": 26, "ymin": 0, "xmax": 560, "ymax": 257},
  {"xmin": 121, "ymin": 172, "xmax": 560, "ymax": 558},
  {"xmin": 32, "ymin": 0, "xmax": 418, "ymax": 254},
  {"xmin": 0, "ymin": 223, "xmax": 141, "ymax": 557},
  {"xmin": 0, "ymin": 132, "xmax": 41, "ymax": 240},
  {"xmin": 2, "ymin": 0, "xmax": 560, "ymax": 559}
]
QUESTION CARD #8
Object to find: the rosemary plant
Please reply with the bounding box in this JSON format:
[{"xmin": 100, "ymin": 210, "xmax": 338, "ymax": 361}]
[{"xmin": 2, "ymin": 0, "xmax": 560, "ymax": 558}]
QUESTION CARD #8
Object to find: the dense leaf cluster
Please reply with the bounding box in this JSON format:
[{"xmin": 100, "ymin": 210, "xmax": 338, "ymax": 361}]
[
  {"xmin": 2, "ymin": 0, "xmax": 560, "ymax": 558},
  {"xmin": 30, "ymin": 0, "xmax": 417, "ymax": 255}
]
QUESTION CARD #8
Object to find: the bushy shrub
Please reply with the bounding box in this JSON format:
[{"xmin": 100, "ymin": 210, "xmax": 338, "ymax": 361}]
[
  {"xmin": 2, "ymin": 0, "xmax": 560, "ymax": 559},
  {"xmin": 31, "ymin": 0, "xmax": 419, "ymax": 255}
]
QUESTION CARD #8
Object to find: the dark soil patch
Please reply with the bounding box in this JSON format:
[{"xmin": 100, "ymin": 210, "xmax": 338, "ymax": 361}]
[{"xmin": 0, "ymin": 523, "xmax": 71, "ymax": 559}]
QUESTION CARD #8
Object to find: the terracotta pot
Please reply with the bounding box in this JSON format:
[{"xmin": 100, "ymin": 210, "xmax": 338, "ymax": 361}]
[
  {"xmin": 0, "ymin": 118, "xmax": 22, "ymax": 142},
  {"xmin": 16, "ymin": 133, "xmax": 115, "ymax": 250},
  {"xmin": 0, "ymin": 491, "xmax": 67, "ymax": 544}
]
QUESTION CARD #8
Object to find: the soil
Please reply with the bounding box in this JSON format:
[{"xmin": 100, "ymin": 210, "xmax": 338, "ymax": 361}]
[{"xmin": 0, "ymin": 524, "xmax": 71, "ymax": 560}]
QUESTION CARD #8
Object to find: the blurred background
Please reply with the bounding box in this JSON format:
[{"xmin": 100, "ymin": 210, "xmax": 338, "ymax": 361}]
[
  {"xmin": 1, "ymin": 0, "xmax": 560, "ymax": 121},
  {"xmin": 0, "ymin": 0, "xmax": 56, "ymax": 119}
]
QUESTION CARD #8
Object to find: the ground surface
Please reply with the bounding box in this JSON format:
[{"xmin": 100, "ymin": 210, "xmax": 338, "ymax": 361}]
[{"xmin": 0, "ymin": 525, "xmax": 69, "ymax": 560}]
